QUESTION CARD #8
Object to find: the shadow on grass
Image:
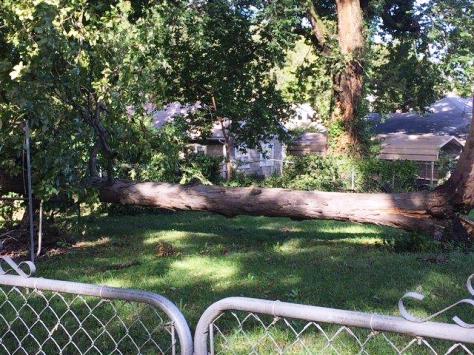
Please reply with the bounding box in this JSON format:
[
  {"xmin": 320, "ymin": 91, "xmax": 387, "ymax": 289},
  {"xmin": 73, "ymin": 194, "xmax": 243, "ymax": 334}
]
[{"xmin": 37, "ymin": 211, "xmax": 474, "ymax": 328}]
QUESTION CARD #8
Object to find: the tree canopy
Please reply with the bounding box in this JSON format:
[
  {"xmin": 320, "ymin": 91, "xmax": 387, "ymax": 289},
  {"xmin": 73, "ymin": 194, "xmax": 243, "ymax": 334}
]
[{"xmin": 0, "ymin": 0, "xmax": 472, "ymax": 209}]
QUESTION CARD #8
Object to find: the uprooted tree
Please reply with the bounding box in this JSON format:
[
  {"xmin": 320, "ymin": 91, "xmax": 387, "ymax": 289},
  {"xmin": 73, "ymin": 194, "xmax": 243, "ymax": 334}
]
[
  {"xmin": 1, "ymin": 0, "xmax": 473, "ymax": 242},
  {"xmin": 98, "ymin": 98, "xmax": 474, "ymax": 240},
  {"xmin": 97, "ymin": 0, "xmax": 474, "ymax": 240}
]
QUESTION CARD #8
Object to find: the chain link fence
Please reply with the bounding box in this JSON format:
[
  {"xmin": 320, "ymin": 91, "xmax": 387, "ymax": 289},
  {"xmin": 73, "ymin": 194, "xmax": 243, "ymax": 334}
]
[
  {"xmin": 0, "ymin": 258, "xmax": 193, "ymax": 355},
  {"xmin": 0, "ymin": 257, "xmax": 472, "ymax": 354},
  {"xmin": 194, "ymin": 297, "xmax": 474, "ymax": 355}
]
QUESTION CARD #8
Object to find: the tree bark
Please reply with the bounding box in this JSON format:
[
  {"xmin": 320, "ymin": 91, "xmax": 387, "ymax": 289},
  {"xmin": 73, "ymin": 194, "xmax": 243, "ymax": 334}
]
[
  {"xmin": 332, "ymin": 0, "xmax": 365, "ymax": 151},
  {"xmin": 437, "ymin": 96, "xmax": 474, "ymax": 212},
  {"xmin": 99, "ymin": 181, "xmax": 459, "ymax": 237},
  {"xmin": 306, "ymin": 0, "xmax": 365, "ymax": 151}
]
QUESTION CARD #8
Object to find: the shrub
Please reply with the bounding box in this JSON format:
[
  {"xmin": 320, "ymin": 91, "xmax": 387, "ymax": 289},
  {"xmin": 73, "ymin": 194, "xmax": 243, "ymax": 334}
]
[
  {"xmin": 265, "ymin": 155, "xmax": 418, "ymax": 193},
  {"xmin": 350, "ymin": 159, "xmax": 418, "ymax": 193},
  {"xmin": 282, "ymin": 155, "xmax": 343, "ymax": 191},
  {"xmin": 180, "ymin": 154, "xmax": 222, "ymax": 185},
  {"xmin": 223, "ymin": 172, "xmax": 262, "ymax": 187}
]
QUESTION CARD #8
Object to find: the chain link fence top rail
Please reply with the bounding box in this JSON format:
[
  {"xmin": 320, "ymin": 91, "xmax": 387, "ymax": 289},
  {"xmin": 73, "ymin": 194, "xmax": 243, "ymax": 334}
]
[
  {"xmin": 0, "ymin": 258, "xmax": 193, "ymax": 355},
  {"xmin": 194, "ymin": 297, "xmax": 474, "ymax": 355}
]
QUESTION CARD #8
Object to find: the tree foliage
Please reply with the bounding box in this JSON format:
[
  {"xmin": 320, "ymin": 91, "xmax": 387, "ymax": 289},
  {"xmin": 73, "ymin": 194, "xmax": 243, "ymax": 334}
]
[
  {"xmin": 0, "ymin": 0, "xmax": 472, "ymax": 210},
  {"xmin": 0, "ymin": 0, "xmax": 291, "ymax": 201}
]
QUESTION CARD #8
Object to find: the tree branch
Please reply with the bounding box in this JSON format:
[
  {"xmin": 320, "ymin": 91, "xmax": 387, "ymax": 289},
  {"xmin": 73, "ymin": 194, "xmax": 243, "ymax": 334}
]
[{"xmin": 306, "ymin": 0, "xmax": 331, "ymax": 55}]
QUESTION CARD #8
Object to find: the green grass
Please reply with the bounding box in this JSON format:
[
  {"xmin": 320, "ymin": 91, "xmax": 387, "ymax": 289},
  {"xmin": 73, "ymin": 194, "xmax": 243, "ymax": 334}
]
[{"xmin": 14, "ymin": 211, "xmax": 474, "ymax": 352}]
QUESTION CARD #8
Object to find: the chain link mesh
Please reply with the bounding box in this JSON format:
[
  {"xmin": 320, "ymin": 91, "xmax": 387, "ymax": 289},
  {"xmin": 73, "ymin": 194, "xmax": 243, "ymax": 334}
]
[
  {"xmin": 208, "ymin": 311, "xmax": 473, "ymax": 355},
  {"xmin": 0, "ymin": 285, "xmax": 177, "ymax": 354}
]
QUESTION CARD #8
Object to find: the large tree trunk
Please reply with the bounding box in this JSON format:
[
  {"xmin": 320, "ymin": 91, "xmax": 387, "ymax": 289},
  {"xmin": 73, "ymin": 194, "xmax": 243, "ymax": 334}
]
[
  {"xmin": 307, "ymin": 0, "xmax": 365, "ymax": 152},
  {"xmin": 438, "ymin": 96, "xmax": 474, "ymax": 211},
  {"xmin": 99, "ymin": 181, "xmax": 467, "ymax": 239},
  {"xmin": 332, "ymin": 0, "xmax": 365, "ymax": 151}
]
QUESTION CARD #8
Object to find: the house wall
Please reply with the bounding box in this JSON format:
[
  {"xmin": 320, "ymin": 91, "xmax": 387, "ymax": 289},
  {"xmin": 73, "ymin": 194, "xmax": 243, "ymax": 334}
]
[
  {"xmin": 287, "ymin": 133, "xmax": 328, "ymax": 156},
  {"xmin": 206, "ymin": 144, "xmax": 224, "ymax": 158},
  {"xmin": 234, "ymin": 138, "xmax": 284, "ymax": 178}
]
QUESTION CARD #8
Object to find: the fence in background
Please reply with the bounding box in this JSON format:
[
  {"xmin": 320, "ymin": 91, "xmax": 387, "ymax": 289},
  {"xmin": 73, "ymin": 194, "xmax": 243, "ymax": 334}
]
[
  {"xmin": 0, "ymin": 257, "xmax": 193, "ymax": 355},
  {"xmin": 194, "ymin": 296, "xmax": 474, "ymax": 354}
]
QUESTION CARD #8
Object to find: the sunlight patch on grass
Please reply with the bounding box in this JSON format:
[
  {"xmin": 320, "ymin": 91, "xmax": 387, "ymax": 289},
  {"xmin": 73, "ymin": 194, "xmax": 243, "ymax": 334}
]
[
  {"xmin": 328, "ymin": 237, "xmax": 383, "ymax": 245},
  {"xmin": 170, "ymin": 256, "xmax": 238, "ymax": 281},
  {"xmin": 92, "ymin": 277, "xmax": 133, "ymax": 288},
  {"xmin": 73, "ymin": 237, "xmax": 111, "ymax": 249},
  {"xmin": 143, "ymin": 230, "xmax": 222, "ymax": 247},
  {"xmin": 142, "ymin": 230, "xmax": 190, "ymax": 245},
  {"xmin": 271, "ymin": 237, "xmax": 382, "ymax": 255},
  {"xmin": 314, "ymin": 224, "xmax": 380, "ymax": 234}
]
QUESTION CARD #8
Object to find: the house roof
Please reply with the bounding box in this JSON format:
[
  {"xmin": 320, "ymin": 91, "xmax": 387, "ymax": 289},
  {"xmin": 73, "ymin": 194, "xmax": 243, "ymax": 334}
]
[
  {"xmin": 206, "ymin": 103, "xmax": 325, "ymax": 141},
  {"xmin": 372, "ymin": 96, "xmax": 472, "ymax": 139},
  {"xmin": 378, "ymin": 133, "xmax": 463, "ymax": 162}
]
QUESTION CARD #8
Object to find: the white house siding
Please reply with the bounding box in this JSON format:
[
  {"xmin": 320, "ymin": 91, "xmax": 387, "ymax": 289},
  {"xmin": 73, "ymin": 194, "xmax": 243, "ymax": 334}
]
[{"xmin": 234, "ymin": 138, "xmax": 284, "ymax": 178}]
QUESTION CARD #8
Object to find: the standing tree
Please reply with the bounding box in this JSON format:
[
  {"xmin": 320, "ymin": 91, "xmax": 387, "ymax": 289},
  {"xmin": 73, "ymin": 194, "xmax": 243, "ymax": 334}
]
[
  {"xmin": 261, "ymin": 0, "xmax": 426, "ymax": 152},
  {"xmin": 151, "ymin": 1, "xmax": 291, "ymax": 179}
]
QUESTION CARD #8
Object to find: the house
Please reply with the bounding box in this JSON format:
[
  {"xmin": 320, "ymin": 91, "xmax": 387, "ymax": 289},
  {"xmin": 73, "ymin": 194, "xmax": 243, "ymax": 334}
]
[
  {"xmin": 287, "ymin": 132, "xmax": 327, "ymax": 157},
  {"xmin": 373, "ymin": 95, "xmax": 472, "ymax": 140},
  {"xmin": 377, "ymin": 133, "xmax": 463, "ymax": 185},
  {"xmin": 373, "ymin": 95, "xmax": 470, "ymax": 184},
  {"xmin": 189, "ymin": 122, "xmax": 287, "ymax": 178},
  {"xmin": 189, "ymin": 104, "xmax": 328, "ymax": 178}
]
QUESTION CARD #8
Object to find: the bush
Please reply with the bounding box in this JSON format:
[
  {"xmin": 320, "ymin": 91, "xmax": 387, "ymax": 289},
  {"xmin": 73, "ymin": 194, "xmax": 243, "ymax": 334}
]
[
  {"xmin": 282, "ymin": 155, "xmax": 344, "ymax": 191},
  {"xmin": 350, "ymin": 159, "xmax": 418, "ymax": 193},
  {"xmin": 223, "ymin": 172, "xmax": 263, "ymax": 188},
  {"xmin": 258, "ymin": 155, "xmax": 418, "ymax": 193},
  {"xmin": 180, "ymin": 154, "xmax": 222, "ymax": 185}
]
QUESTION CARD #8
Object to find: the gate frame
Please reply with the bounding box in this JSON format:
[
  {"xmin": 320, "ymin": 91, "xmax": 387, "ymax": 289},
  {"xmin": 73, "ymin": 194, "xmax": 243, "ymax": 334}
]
[
  {"xmin": 0, "ymin": 273, "xmax": 194, "ymax": 355},
  {"xmin": 194, "ymin": 296, "xmax": 474, "ymax": 355}
]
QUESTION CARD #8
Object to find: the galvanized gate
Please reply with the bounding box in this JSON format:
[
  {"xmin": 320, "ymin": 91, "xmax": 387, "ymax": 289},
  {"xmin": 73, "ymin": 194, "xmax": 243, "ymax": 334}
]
[
  {"xmin": 193, "ymin": 296, "xmax": 474, "ymax": 354},
  {"xmin": 0, "ymin": 257, "xmax": 193, "ymax": 355}
]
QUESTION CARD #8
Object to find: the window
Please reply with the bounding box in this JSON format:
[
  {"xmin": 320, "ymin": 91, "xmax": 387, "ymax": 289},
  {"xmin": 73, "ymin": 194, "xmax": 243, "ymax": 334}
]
[
  {"xmin": 259, "ymin": 143, "xmax": 274, "ymax": 167},
  {"xmin": 234, "ymin": 147, "xmax": 251, "ymax": 170},
  {"xmin": 192, "ymin": 144, "xmax": 207, "ymax": 155}
]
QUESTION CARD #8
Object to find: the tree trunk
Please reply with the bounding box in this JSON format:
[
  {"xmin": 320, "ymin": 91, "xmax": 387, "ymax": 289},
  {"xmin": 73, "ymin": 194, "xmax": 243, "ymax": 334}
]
[
  {"xmin": 332, "ymin": 0, "xmax": 365, "ymax": 152},
  {"xmin": 437, "ymin": 95, "xmax": 474, "ymax": 212},
  {"xmin": 99, "ymin": 181, "xmax": 464, "ymax": 237}
]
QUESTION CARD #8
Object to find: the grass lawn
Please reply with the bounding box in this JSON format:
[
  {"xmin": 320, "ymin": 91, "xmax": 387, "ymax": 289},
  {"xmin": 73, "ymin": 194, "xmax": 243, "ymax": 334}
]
[{"xmin": 12, "ymin": 211, "xmax": 474, "ymax": 352}]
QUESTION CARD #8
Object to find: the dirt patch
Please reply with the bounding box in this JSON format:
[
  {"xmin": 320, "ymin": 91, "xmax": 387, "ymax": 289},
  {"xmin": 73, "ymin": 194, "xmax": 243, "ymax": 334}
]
[{"xmin": 156, "ymin": 241, "xmax": 179, "ymax": 257}]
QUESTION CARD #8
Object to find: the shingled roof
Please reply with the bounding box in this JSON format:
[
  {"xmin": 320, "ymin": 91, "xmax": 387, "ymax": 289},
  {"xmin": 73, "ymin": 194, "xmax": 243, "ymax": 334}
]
[{"xmin": 373, "ymin": 96, "xmax": 472, "ymax": 139}]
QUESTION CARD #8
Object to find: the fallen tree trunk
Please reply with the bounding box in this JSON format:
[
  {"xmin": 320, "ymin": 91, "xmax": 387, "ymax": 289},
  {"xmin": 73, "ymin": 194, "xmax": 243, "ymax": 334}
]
[
  {"xmin": 99, "ymin": 96, "xmax": 474, "ymax": 240},
  {"xmin": 99, "ymin": 181, "xmax": 460, "ymax": 237}
]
